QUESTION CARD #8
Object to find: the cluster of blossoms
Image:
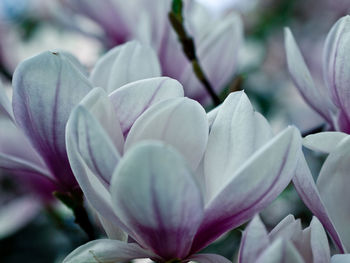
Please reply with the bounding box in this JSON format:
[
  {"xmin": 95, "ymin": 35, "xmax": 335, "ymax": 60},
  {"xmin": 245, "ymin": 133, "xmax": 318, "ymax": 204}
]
[{"xmin": 0, "ymin": 0, "xmax": 350, "ymax": 262}]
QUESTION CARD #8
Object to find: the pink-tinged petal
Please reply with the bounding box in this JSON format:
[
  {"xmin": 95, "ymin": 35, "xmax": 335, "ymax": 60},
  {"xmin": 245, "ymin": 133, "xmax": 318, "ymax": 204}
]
[
  {"xmin": 109, "ymin": 77, "xmax": 184, "ymax": 137},
  {"xmin": 66, "ymin": 104, "xmax": 129, "ymax": 236},
  {"xmin": 256, "ymin": 239, "xmax": 305, "ymax": 263},
  {"xmin": 124, "ymin": 97, "xmax": 208, "ymax": 171},
  {"xmin": 337, "ymin": 110, "xmax": 350, "ymax": 133},
  {"xmin": 238, "ymin": 215, "xmax": 270, "ymax": 263},
  {"xmin": 332, "ymin": 254, "xmax": 350, "ymax": 263},
  {"xmin": 303, "ymin": 132, "xmax": 348, "ymax": 153},
  {"xmin": 204, "ymin": 91, "xmax": 272, "ymax": 202},
  {"xmin": 111, "ymin": 142, "xmax": 204, "ymax": 260},
  {"xmin": 310, "ymin": 217, "xmax": 331, "ymax": 263},
  {"xmin": 0, "ymin": 82, "xmax": 14, "ymax": 120},
  {"xmin": 0, "ymin": 118, "xmax": 53, "ymax": 180},
  {"xmin": 292, "ymin": 151, "xmax": 346, "ymax": 253},
  {"xmin": 284, "ymin": 28, "xmax": 335, "ymax": 122},
  {"xmin": 317, "ymin": 136, "xmax": 350, "ymax": 251},
  {"xmin": 187, "ymin": 253, "xmax": 232, "ymax": 263},
  {"xmin": 269, "ymin": 215, "xmax": 302, "ymax": 242},
  {"xmin": 0, "ymin": 196, "xmax": 41, "ymax": 239},
  {"xmin": 323, "ymin": 16, "xmax": 350, "ymax": 117},
  {"xmin": 191, "ymin": 126, "xmax": 301, "ymax": 253},
  {"xmin": 63, "ymin": 239, "xmax": 158, "ymax": 263},
  {"xmin": 90, "ymin": 41, "xmax": 161, "ymax": 94},
  {"xmin": 180, "ymin": 13, "xmax": 243, "ymax": 101},
  {"xmin": 12, "ymin": 51, "xmax": 93, "ymax": 188}
]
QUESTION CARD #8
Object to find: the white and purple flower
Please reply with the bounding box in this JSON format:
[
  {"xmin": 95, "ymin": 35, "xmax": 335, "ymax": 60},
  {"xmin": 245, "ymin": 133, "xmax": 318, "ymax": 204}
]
[{"xmin": 62, "ymin": 76, "xmax": 301, "ymax": 262}]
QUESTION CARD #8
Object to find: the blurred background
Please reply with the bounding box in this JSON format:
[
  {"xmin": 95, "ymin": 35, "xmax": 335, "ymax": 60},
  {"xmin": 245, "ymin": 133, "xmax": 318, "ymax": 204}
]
[{"xmin": 0, "ymin": 0, "xmax": 348, "ymax": 262}]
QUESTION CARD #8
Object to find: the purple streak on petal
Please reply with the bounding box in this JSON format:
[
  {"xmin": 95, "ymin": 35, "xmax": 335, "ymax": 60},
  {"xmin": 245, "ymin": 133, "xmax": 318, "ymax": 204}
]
[
  {"xmin": 190, "ymin": 127, "xmax": 300, "ymax": 253},
  {"xmin": 292, "ymin": 151, "xmax": 346, "ymax": 253},
  {"xmin": 111, "ymin": 142, "xmax": 204, "ymax": 260},
  {"xmin": 12, "ymin": 51, "xmax": 93, "ymax": 189}
]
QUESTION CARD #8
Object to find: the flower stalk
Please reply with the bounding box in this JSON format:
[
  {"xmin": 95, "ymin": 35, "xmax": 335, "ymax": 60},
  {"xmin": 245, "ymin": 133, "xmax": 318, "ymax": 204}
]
[
  {"xmin": 54, "ymin": 189, "xmax": 96, "ymax": 240},
  {"xmin": 168, "ymin": 0, "xmax": 221, "ymax": 106}
]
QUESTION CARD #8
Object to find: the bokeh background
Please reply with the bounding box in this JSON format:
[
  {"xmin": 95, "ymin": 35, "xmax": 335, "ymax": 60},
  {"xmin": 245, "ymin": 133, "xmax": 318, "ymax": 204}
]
[{"xmin": 0, "ymin": 0, "xmax": 348, "ymax": 262}]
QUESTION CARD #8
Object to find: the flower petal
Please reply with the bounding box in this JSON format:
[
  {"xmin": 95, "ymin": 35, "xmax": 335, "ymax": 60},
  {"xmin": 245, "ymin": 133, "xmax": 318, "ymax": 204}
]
[
  {"xmin": 204, "ymin": 91, "xmax": 272, "ymax": 202},
  {"xmin": 269, "ymin": 215, "xmax": 302, "ymax": 242},
  {"xmin": 111, "ymin": 142, "xmax": 204, "ymax": 260},
  {"xmin": 63, "ymin": 239, "xmax": 157, "ymax": 263},
  {"xmin": 323, "ymin": 16, "xmax": 350, "ymax": 118},
  {"xmin": 238, "ymin": 215, "xmax": 270, "ymax": 263},
  {"xmin": 317, "ymin": 136, "xmax": 350, "ymax": 251},
  {"xmin": 66, "ymin": 102, "xmax": 128, "ymax": 235},
  {"xmin": 12, "ymin": 51, "xmax": 93, "ymax": 188},
  {"xmin": 332, "ymin": 254, "xmax": 350, "ymax": 263},
  {"xmin": 124, "ymin": 97, "xmax": 208, "ymax": 171},
  {"xmin": 0, "ymin": 118, "xmax": 52, "ymax": 180},
  {"xmin": 0, "ymin": 196, "xmax": 41, "ymax": 239},
  {"xmin": 187, "ymin": 253, "xmax": 232, "ymax": 263},
  {"xmin": 256, "ymin": 239, "xmax": 305, "ymax": 263},
  {"xmin": 90, "ymin": 41, "xmax": 161, "ymax": 94},
  {"xmin": 284, "ymin": 28, "xmax": 334, "ymax": 122},
  {"xmin": 292, "ymin": 151, "xmax": 345, "ymax": 253},
  {"xmin": 310, "ymin": 217, "xmax": 331, "ymax": 263},
  {"xmin": 180, "ymin": 13, "xmax": 243, "ymax": 101},
  {"xmin": 303, "ymin": 132, "xmax": 348, "ymax": 153},
  {"xmin": 109, "ymin": 77, "xmax": 184, "ymax": 136},
  {"xmin": 191, "ymin": 126, "xmax": 301, "ymax": 253},
  {"xmin": 0, "ymin": 82, "xmax": 14, "ymax": 120}
]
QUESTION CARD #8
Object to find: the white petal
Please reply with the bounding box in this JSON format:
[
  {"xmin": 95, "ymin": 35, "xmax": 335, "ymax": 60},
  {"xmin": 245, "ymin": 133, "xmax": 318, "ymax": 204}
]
[
  {"xmin": 204, "ymin": 91, "xmax": 272, "ymax": 201},
  {"xmin": 66, "ymin": 105, "xmax": 128, "ymax": 234},
  {"xmin": 256, "ymin": 239, "xmax": 305, "ymax": 263},
  {"xmin": 188, "ymin": 253, "xmax": 232, "ymax": 263},
  {"xmin": 124, "ymin": 97, "xmax": 208, "ymax": 171},
  {"xmin": 310, "ymin": 217, "xmax": 331, "ymax": 263},
  {"xmin": 284, "ymin": 28, "xmax": 334, "ymax": 122},
  {"xmin": 317, "ymin": 136, "xmax": 350, "ymax": 251},
  {"xmin": 323, "ymin": 16, "xmax": 350, "ymax": 117},
  {"xmin": 292, "ymin": 150, "xmax": 345, "ymax": 253},
  {"xmin": 12, "ymin": 51, "xmax": 93, "ymax": 187},
  {"xmin": 63, "ymin": 239, "xmax": 157, "ymax": 263},
  {"xmin": 109, "ymin": 77, "xmax": 184, "ymax": 136},
  {"xmin": 331, "ymin": 254, "xmax": 350, "ymax": 263},
  {"xmin": 111, "ymin": 142, "xmax": 204, "ymax": 259},
  {"xmin": 191, "ymin": 127, "xmax": 301, "ymax": 252},
  {"xmin": 0, "ymin": 81, "xmax": 14, "ymax": 120},
  {"xmin": 238, "ymin": 215, "xmax": 270, "ymax": 263},
  {"xmin": 269, "ymin": 215, "xmax": 302, "ymax": 242},
  {"xmin": 303, "ymin": 132, "xmax": 348, "ymax": 153},
  {"xmin": 180, "ymin": 13, "xmax": 243, "ymax": 101},
  {"xmin": 90, "ymin": 41, "xmax": 161, "ymax": 93}
]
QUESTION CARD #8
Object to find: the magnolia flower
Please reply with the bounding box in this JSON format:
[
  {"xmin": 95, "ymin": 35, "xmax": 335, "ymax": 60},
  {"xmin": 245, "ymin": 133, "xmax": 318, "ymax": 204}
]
[
  {"xmin": 291, "ymin": 131, "xmax": 350, "ymax": 255},
  {"xmin": 63, "ymin": 80, "xmax": 301, "ymax": 262},
  {"xmin": 239, "ymin": 215, "xmax": 330, "ymax": 263},
  {"xmin": 0, "ymin": 41, "xmax": 161, "ymax": 194},
  {"xmin": 285, "ymin": 15, "xmax": 350, "ymax": 133},
  {"xmin": 61, "ymin": 0, "xmax": 243, "ymax": 103}
]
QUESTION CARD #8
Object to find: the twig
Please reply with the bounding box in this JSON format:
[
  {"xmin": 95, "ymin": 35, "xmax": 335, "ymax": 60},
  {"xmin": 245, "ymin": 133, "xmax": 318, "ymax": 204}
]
[
  {"xmin": 54, "ymin": 189, "xmax": 96, "ymax": 240},
  {"xmin": 168, "ymin": 0, "xmax": 221, "ymax": 106}
]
